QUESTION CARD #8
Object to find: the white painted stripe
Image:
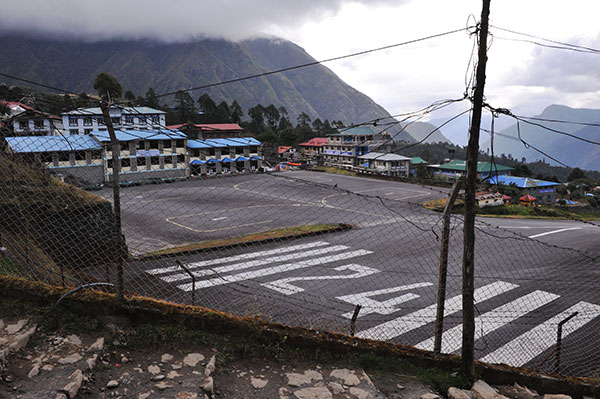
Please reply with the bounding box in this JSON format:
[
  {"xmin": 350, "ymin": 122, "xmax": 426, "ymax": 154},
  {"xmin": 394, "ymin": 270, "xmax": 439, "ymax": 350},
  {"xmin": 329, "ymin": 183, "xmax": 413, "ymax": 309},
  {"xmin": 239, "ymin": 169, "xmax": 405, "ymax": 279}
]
[
  {"xmin": 145, "ymin": 241, "xmax": 331, "ymax": 275},
  {"xmin": 528, "ymin": 227, "xmax": 581, "ymax": 239},
  {"xmin": 262, "ymin": 264, "xmax": 380, "ymax": 295},
  {"xmin": 177, "ymin": 249, "xmax": 373, "ymax": 291},
  {"xmin": 357, "ymin": 281, "xmax": 519, "ymax": 341},
  {"xmin": 211, "ymin": 217, "xmax": 227, "ymax": 221},
  {"xmin": 416, "ymin": 290, "xmax": 559, "ymax": 353},
  {"xmin": 161, "ymin": 245, "xmax": 350, "ymax": 283},
  {"xmin": 479, "ymin": 301, "xmax": 600, "ymax": 367}
]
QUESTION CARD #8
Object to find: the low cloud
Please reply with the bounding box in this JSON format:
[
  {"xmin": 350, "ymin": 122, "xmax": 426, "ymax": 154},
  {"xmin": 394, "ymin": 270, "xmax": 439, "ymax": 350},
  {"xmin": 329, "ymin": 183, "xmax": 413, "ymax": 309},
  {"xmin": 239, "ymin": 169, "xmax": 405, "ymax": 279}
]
[{"xmin": 0, "ymin": 0, "xmax": 406, "ymax": 42}]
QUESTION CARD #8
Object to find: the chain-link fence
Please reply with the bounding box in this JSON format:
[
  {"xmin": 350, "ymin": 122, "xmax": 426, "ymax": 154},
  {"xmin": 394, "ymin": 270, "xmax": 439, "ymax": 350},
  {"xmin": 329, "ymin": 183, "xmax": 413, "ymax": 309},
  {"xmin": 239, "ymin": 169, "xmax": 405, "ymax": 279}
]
[{"xmin": 1, "ymin": 145, "xmax": 599, "ymax": 379}]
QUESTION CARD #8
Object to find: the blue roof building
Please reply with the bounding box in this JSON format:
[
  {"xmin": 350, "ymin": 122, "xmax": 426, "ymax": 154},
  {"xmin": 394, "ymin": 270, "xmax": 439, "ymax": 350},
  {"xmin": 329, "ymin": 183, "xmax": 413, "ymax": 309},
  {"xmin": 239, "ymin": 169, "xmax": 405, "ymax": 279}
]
[{"xmin": 490, "ymin": 175, "xmax": 560, "ymax": 204}]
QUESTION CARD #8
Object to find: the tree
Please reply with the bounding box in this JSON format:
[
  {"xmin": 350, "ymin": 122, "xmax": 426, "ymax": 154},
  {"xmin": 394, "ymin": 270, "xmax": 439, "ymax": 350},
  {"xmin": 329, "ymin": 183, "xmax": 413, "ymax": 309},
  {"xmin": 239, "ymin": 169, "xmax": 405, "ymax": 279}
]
[
  {"xmin": 230, "ymin": 100, "xmax": 243, "ymax": 124},
  {"xmin": 144, "ymin": 88, "xmax": 160, "ymax": 109},
  {"xmin": 198, "ymin": 93, "xmax": 217, "ymax": 122},
  {"xmin": 567, "ymin": 167, "xmax": 586, "ymax": 182},
  {"xmin": 248, "ymin": 105, "xmax": 265, "ymax": 132},
  {"xmin": 215, "ymin": 101, "xmax": 232, "ymax": 123},
  {"xmin": 512, "ymin": 163, "xmax": 532, "ymax": 177},
  {"xmin": 124, "ymin": 90, "xmax": 136, "ymax": 103},
  {"xmin": 174, "ymin": 90, "xmax": 197, "ymax": 123},
  {"xmin": 93, "ymin": 72, "xmax": 122, "ymax": 101},
  {"xmin": 264, "ymin": 104, "xmax": 280, "ymax": 129}
]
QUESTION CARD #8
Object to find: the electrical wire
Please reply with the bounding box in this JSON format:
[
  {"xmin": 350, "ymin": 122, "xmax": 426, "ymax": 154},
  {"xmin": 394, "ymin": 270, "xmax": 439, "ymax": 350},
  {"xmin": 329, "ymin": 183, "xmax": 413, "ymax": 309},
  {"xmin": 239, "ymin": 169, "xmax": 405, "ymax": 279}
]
[{"xmin": 490, "ymin": 25, "xmax": 600, "ymax": 54}]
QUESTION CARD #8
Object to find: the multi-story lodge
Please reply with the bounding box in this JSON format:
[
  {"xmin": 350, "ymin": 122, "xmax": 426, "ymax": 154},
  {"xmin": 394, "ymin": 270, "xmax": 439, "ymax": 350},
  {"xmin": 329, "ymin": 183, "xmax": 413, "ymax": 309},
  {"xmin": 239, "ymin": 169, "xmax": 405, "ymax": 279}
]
[
  {"xmin": 322, "ymin": 126, "xmax": 392, "ymax": 167},
  {"xmin": 166, "ymin": 123, "xmax": 244, "ymax": 140},
  {"xmin": 1, "ymin": 101, "xmax": 63, "ymax": 136},
  {"xmin": 61, "ymin": 106, "xmax": 166, "ymax": 135}
]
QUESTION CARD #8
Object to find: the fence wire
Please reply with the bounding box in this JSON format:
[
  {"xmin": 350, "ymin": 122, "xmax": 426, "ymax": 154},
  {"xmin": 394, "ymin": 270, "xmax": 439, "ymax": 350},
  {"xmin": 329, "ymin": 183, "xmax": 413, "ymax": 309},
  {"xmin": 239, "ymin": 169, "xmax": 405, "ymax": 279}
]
[{"xmin": 1, "ymin": 149, "xmax": 599, "ymax": 379}]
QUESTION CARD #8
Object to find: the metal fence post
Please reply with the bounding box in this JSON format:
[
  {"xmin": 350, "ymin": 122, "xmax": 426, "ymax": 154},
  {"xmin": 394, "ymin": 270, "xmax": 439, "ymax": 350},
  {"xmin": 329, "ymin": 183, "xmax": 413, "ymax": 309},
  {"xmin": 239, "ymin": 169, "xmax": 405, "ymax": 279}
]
[{"xmin": 433, "ymin": 178, "xmax": 462, "ymax": 355}]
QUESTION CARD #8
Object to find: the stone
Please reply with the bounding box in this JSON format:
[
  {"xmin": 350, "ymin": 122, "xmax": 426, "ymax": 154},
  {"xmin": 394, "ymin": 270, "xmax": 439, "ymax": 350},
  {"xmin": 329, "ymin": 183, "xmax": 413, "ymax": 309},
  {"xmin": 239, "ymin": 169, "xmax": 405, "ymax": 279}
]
[
  {"xmin": 0, "ymin": 319, "xmax": 4, "ymax": 330},
  {"xmin": 183, "ymin": 353, "xmax": 205, "ymax": 367},
  {"xmin": 161, "ymin": 353, "xmax": 174, "ymax": 362},
  {"xmin": 42, "ymin": 364, "xmax": 55, "ymax": 372},
  {"xmin": 121, "ymin": 356, "xmax": 129, "ymax": 363},
  {"xmin": 63, "ymin": 370, "xmax": 83, "ymax": 398},
  {"xmin": 138, "ymin": 392, "xmax": 152, "ymax": 399},
  {"xmin": 251, "ymin": 377, "xmax": 268, "ymax": 389},
  {"xmin": 147, "ymin": 364, "xmax": 161, "ymax": 375},
  {"xmin": 280, "ymin": 387, "xmax": 292, "ymax": 399},
  {"xmin": 293, "ymin": 387, "xmax": 333, "ymax": 399},
  {"xmin": 65, "ymin": 334, "xmax": 82, "ymax": 346},
  {"xmin": 421, "ymin": 394, "xmax": 440, "ymax": 399},
  {"xmin": 171, "ymin": 363, "xmax": 182, "ymax": 370},
  {"xmin": 286, "ymin": 370, "xmax": 323, "ymax": 387},
  {"xmin": 351, "ymin": 387, "xmax": 374, "ymax": 399},
  {"xmin": 176, "ymin": 393, "xmax": 198, "ymax": 399},
  {"xmin": 328, "ymin": 382, "xmax": 344, "ymax": 395},
  {"xmin": 360, "ymin": 370, "xmax": 377, "ymax": 389},
  {"xmin": 330, "ymin": 369, "xmax": 360, "ymax": 386},
  {"xmin": 58, "ymin": 353, "xmax": 83, "ymax": 364},
  {"xmin": 472, "ymin": 380, "xmax": 508, "ymax": 399},
  {"xmin": 496, "ymin": 385, "xmax": 536, "ymax": 399},
  {"xmin": 204, "ymin": 354, "xmax": 216, "ymax": 376},
  {"xmin": 543, "ymin": 395, "xmax": 572, "ymax": 399},
  {"xmin": 154, "ymin": 381, "xmax": 172, "ymax": 391},
  {"xmin": 201, "ymin": 376, "xmax": 214, "ymax": 394},
  {"xmin": 107, "ymin": 380, "xmax": 119, "ymax": 389},
  {"xmin": 397, "ymin": 384, "xmax": 405, "ymax": 390},
  {"xmin": 151, "ymin": 374, "xmax": 165, "ymax": 382},
  {"xmin": 448, "ymin": 387, "xmax": 475, "ymax": 399},
  {"xmin": 28, "ymin": 364, "xmax": 40, "ymax": 379},
  {"xmin": 238, "ymin": 371, "xmax": 247, "ymax": 377},
  {"xmin": 88, "ymin": 337, "xmax": 105, "ymax": 353},
  {"xmin": 167, "ymin": 370, "xmax": 181, "ymax": 379},
  {"xmin": 5, "ymin": 319, "xmax": 27, "ymax": 334},
  {"xmin": 87, "ymin": 354, "xmax": 98, "ymax": 370},
  {"xmin": 9, "ymin": 326, "xmax": 36, "ymax": 352}
]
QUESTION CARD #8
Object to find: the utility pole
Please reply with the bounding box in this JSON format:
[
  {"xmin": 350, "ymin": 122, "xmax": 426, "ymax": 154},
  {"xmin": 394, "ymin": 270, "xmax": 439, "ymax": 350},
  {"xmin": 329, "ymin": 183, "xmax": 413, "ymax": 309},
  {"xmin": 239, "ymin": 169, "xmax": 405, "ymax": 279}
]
[
  {"xmin": 462, "ymin": 0, "xmax": 491, "ymax": 379},
  {"xmin": 101, "ymin": 102, "xmax": 125, "ymax": 301}
]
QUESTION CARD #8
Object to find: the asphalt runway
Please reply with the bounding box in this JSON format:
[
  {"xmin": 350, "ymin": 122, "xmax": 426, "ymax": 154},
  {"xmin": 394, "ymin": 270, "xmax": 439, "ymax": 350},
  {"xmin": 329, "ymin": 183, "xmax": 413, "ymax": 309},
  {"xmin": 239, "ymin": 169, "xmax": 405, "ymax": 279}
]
[{"xmin": 91, "ymin": 171, "xmax": 600, "ymax": 376}]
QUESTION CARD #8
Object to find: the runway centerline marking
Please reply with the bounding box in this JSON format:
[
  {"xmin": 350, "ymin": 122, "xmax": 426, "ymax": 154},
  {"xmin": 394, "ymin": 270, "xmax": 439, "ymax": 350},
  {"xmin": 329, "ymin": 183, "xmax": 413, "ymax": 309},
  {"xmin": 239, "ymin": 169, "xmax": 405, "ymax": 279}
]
[
  {"xmin": 528, "ymin": 227, "xmax": 581, "ymax": 239},
  {"xmin": 212, "ymin": 217, "xmax": 227, "ymax": 221}
]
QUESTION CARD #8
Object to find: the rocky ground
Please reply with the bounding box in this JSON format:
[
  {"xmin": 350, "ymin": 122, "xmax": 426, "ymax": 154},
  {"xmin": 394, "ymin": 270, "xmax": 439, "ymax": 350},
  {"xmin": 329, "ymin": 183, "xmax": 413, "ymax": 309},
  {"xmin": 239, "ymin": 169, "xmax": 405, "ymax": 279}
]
[{"xmin": 0, "ymin": 299, "xmax": 593, "ymax": 399}]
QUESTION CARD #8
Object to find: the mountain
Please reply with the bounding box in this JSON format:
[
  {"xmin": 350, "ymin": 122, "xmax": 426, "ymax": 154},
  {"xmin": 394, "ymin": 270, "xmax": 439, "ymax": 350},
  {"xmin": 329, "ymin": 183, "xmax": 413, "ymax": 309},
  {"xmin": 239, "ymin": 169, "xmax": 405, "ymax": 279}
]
[
  {"xmin": 481, "ymin": 105, "xmax": 600, "ymax": 171},
  {"xmin": 0, "ymin": 34, "xmax": 391, "ymax": 125},
  {"xmin": 385, "ymin": 121, "xmax": 450, "ymax": 144}
]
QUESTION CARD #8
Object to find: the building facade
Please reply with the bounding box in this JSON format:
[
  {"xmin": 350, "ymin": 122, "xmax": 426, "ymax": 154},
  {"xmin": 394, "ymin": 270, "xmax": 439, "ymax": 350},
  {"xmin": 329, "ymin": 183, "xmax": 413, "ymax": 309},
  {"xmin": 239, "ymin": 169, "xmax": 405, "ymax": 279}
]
[
  {"xmin": 322, "ymin": 127, "xmax": 382, "ymax": 167},
  {"xmin": 490, "ymin": 175, "xmax": 560, "ymax": 204},
  {"xmin": 357, "ymin": 152, "xmax": 411, "ymax": 177},
  {"xmin": 5, "ymin": 135, "xmax": 104, "ymax": 183},
  {"xmin": 166, "ymin": 123, "xmax": 244, "ymax": 140},
  {"xmin": 188, "ymin": 137, "xmax": 262, "ymax": 176},
  {"xmin": 428, "ymin": 160, "xmax": 513, "ymax": 180},
  {"xmin": 298, "ymin": 137, "xmax": 327, "ymax": 161},
  {"xmin": 62, "ymin": 106, "xmax": 166, "ymax": 135}
]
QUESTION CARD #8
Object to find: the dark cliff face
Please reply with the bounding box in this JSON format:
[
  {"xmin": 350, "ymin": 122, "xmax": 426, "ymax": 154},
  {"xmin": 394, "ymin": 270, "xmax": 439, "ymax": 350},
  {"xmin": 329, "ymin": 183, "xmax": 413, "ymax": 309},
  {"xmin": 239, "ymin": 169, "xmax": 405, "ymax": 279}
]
[{"xmin": 0, "ymin": 35, "xmax": 391, "ymax": 124}]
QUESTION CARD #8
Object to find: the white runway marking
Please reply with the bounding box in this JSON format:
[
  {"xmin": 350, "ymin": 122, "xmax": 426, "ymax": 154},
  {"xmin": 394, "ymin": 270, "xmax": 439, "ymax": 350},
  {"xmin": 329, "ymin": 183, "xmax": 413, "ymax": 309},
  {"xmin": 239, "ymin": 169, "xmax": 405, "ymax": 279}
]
[
  {"xmin": 480, "ymin": 301, "xmax": 600, "ymax": 366},
  {"xmin": 146, "ymin": 241, "xmax": 331, "ymax": 275},
  {"xmin": 357, "ymin": 281, "xmax": 519, "ymax": 340},
  {"xmin": 177, "ymin": 249, "xmax": 373, "ymax": 291},
  {"xmin": 161, "ymin": 245, "xmax": 350, "ymax": 283},
  {"xmin": 528, "ymin": 227, "xmax": 581, "ymax": 239},
  {"xmin": 262, "ymin": 264, "xmax": 380, "ymax": 295},
  {"xmin": 415, "ymin": 290, "xmax": 559, "ymax": 353},
  {"xmin": 211, "ymin": 216, "xmax": 227, "ymax": 221}
]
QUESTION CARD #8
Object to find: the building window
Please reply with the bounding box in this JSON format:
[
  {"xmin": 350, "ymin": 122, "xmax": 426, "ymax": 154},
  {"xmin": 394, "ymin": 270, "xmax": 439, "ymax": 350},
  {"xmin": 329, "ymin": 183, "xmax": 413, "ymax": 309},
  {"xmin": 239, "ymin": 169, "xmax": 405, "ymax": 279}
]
[
  {"xmin": 83, "ymin": 116, "xmax": 93, "ymax": 126},
  {"xmin": 34, "ymin": 120, "xmax": 44, "ymax": 129},
  {"xmin": 208, "ymin": 148, "xmax": 216, "ymax": 156},
  {"xmin": 149, "ymin": 141, "xmax": 159, "ymax": 149},
  {"xmin": 91, "ymin": 150, "xmax": 101, "ymax": 160},
  {"xmin": 137, "ymin": 157, "xmax": 147, "ymax": 167},
  {"xmin": 151, "ymin": 115, "xmax": 160, "ymax": 124},
  {"xmin": 163, "ymin": 140, "xmax": 171, "ymax": 149},
  {"xmin": 175, "ymin": 139, "xmax": 184, "ymax": 148},
  {"xmin": 41, "ymin": 152, "xmax": 53, "ymax": 163},
  {"xmin": 75, "ymin": 151, "xmax": 86, "ymax": 161},
  {"xmin": 58, "ymin": 152, "xmax": 70, "ymax": 162},
  {"xmin": 69, "ymin": 116, "xmax": 78, "ymax": 126},
  {"xmin": 107, "ymin": 159, "xmax": 113, "ymax": 169},
  {"xmin": 124, "ymin": 115, "xmax": 134, "ymax": 124},
  {"xmin": 97, "ymin": 117, "xmax": 106, "ymax": 126},
  {"xmin": 249, "ymin": 146, "xmax": 257, "ymax": 153},
  {"xmin": 135, "ymin": 141, "xmax": 144, "ymax": 150},
  {"xmin": 121, "ymin": 158, "xmax": 131, "ymax": 168},
  {"xmin": 69, "ymin": 129, "xmax": 79, "ymax": 135},
  {"xmin": 18, "ymin": 120, "xmax": 27, "ymax": 130},
  {"xmin": 111, "ymin": 117, "xmax": 121, "ymax": 125},
  {"xmin": 192, "ymin": 149, "xmax": 200, "ymax": 157},
  {"xmin": 150, "ymin": 156, "xmax": 160, "ymax": 165},
  {"xmin": 84, "ymin": 129, "xmax": 92, "ymax": 135},
  {"xmin": 176, "ymin": 154, "xmax": 185, "ymax": 164},
  {"xmin": 138, "ymin": 115, "xmax": 146, "ymax": 124}
]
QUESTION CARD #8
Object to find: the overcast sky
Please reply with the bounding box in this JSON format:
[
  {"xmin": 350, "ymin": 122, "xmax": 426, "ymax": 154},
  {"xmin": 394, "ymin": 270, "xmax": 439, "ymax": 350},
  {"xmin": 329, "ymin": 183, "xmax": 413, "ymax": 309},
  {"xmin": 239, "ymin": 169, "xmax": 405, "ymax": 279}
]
[{"xmin": 3, "ymin": 0, "xmax": 600, "ymax": 144}]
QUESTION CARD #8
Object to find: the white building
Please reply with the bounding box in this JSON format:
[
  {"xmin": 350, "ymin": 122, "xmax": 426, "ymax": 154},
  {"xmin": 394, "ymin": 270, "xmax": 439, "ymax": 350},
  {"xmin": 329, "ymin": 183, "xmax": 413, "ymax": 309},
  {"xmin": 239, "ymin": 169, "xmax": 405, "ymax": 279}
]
[
  {"xmin": 1, "ymin": 101, "xmax": 63, "ymax": 135},
  {"xmin": 357, "ymin": 152, "xmax": 411, "ymax": 177},
  {"xmin": 62, "ymin": 106, "xmax": 166, "ymax": 135}
]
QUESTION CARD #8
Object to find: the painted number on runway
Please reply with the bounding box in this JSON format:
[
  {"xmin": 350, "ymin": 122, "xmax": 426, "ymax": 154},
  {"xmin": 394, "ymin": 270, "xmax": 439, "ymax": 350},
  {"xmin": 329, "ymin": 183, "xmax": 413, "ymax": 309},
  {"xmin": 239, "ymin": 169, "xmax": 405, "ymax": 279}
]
[{"xmin": 262, "ymin": 264, "xmax": 380, "ymax": 295}]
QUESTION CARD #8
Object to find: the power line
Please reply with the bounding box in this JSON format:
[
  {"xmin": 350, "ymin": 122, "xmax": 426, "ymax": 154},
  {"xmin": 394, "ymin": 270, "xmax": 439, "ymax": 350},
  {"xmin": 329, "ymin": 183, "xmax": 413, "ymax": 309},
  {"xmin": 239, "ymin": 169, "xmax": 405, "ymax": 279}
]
[
  {"xmin": 151, "ymin": 27, "xmax": 470, "ymax": 100},
  {"xmin": 490, "ymin": 25, "xmax": 600, "ymax": 54},
  {"xmin": 0, "ymin": 72, "xmax": 79, "ymax": 96}
]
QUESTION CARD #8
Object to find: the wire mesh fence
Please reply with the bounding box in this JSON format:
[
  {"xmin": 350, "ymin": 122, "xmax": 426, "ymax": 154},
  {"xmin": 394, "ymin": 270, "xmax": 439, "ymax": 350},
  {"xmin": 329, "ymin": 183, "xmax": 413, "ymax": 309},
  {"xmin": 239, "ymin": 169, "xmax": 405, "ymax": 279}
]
[{"xmin": 1, "ymin": 146, "xmax": 599, "ymax": 379}]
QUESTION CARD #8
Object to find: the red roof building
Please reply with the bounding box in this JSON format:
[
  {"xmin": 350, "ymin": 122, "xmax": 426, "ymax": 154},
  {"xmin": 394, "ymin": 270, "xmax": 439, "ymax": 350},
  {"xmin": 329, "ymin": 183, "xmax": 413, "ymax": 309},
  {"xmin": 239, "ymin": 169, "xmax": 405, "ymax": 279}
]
[
  {"xmin": 298, "ymin": 137, "xmax": 327, "ymax": 158},
  {"xmin": 278, "ymin": 146, "xmax": 293, "ymax": 155},
  {"xmin": 166, "ymin": 123, "xmax": 243, "ymax": 139}
]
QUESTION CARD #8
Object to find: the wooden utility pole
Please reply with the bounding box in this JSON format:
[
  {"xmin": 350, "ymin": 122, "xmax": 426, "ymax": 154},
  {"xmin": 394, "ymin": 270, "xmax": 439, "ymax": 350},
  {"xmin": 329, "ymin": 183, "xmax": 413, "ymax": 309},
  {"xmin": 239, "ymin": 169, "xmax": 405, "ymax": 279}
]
[
  {"xmin": 433, "ymin": 178, "xmax": 462, "ymax": 355},
  {"xmin": 462, "ymin": 0, "xmax": 491, "ymax": 379},
  {"xmin": 101, "ymin": 102, "xmax": 125, "ymax": 301}
]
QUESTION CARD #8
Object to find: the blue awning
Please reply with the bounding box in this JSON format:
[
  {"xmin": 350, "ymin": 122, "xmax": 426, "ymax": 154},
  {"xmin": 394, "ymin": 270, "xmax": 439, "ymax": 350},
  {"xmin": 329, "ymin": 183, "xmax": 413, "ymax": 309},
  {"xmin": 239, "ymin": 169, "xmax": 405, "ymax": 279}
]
[
  {"xmin": 207, "ymin": 158, "xmax": 220, "ymax": 164},
  {"xmin": 190, "ymin": 160, "xmax": 206, "ymax": 165},
  {"xmin": 250, "ymin": 155, "xmax": 262, "ymax": 160},
  {"xmin": 221, "ymin": 157, "xmax": 235, "ymax": 162},
  {"xmin": 236, "ymin": 156, "xmax": 249, "ymax": 161}
]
